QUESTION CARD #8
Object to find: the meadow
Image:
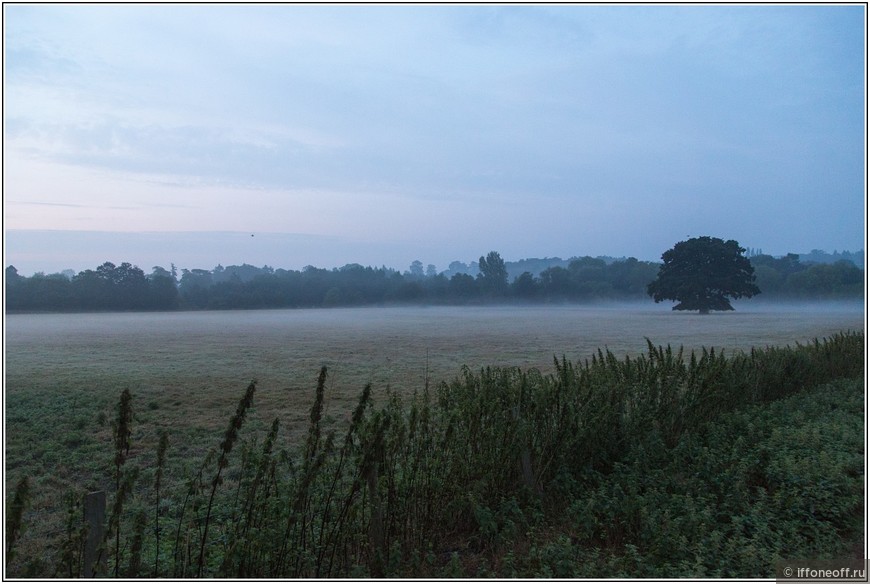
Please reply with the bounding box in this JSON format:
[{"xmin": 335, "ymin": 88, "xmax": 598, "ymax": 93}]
[
  {"xmin": 6, "ymin": 302, "xmax": 862, "ymax": 440},
  {"xmin": 4, "ymin": 302, "xmax": 865, "ymax": 577}
]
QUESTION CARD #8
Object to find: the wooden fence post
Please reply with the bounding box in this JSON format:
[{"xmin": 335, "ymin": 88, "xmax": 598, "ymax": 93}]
[{"xmin": 83, "ymin": 491, "xmax": 106, "ymax": 578}]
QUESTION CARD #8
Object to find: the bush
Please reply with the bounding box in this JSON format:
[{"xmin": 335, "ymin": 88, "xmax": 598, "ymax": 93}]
[{"xmin": 571, "ymin": 378, "xmax": 863, "ymax": 578}]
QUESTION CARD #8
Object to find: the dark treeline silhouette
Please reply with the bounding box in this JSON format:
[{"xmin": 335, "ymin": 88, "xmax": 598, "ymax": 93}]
[
  {"xmin": 4, "ymin": 250, "xmax": 864, "ymax": 312},
  {"xmin": 5, "ymin": 262, "xmax": 179, "ymax": 312},
  {"xmin": 745, "ymin": 247, "xmax": 865, "ymax": 266},
  {"xmin": 750, "ymin": 253, "xmax": 864, "ymax": 299}
]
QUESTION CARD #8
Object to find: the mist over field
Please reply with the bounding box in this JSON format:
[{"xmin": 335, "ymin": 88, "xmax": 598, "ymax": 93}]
[{"xmin": 6, "ymin": 304, "xmax": 863, "ymax": 398}]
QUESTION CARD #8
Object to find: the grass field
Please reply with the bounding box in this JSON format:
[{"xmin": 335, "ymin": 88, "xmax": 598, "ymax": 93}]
[
  {"xmin": 4, "ymin": 302, "xmax": 864, "ymax": 575},
  {"xmin": 6, "ymin": 302, "xmax": 863, "ymax": 451}
]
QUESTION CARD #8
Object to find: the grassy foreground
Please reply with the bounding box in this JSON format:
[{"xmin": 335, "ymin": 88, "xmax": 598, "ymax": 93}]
[{"xmin": 5, "ymin": 332, "xmax": 864, "ymax": 578}]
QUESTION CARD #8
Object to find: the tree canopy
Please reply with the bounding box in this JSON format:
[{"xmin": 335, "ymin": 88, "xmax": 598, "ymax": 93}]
[
  {"xmin": 647, "ymin": 236, "xmax": 761, "ymax": 313},
  {"xmin": 5, "ymin": 245, "xmax": 862, "ymax": 313},
  {"xmin": 477, "ymin": 251, "xmax": 509, "ymax": 296}
]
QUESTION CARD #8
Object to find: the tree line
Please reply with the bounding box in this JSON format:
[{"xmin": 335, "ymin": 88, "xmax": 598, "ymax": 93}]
[{"xmin": 4, "ymin": 249, "xmax": 863, "ymax": 312}]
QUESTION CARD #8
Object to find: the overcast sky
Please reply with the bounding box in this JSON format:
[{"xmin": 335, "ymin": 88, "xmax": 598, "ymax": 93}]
[{"xmin": 4, "ymin": 4, "xmax": 866, "ymax": 275}]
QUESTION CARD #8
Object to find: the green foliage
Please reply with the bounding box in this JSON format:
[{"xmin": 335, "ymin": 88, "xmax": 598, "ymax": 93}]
[
  {"xmin": 5, "ymin": 262, "xmax": 179, "ymax": 312},
  {"xmin": 648, "ymin": 236, "xmax": 760, "ymax": 313},
  {"xmin": 477, "ymin": 251, "xmax": 509, "ymax": 296},
  {"xmin": 6, "ymin": 476, "xmax": 31, "ymax": 567},
  {"xmin": 6, "ymin": 331, "xmax": 863, "ymax": 578},
  {"xmin": 113, "ymin": 389, "xmax": 133, "ymax": 471},
  {"xmin": 197, "ymin": 380, "xmax": 256, "ymax": 576},
  {"xmin": 6, "ymin": 246, "xmax": 862, "ymax": 312},
  {"xmin": 568, "ymin": 378, "xmax": 864, "ymax": 578},
  {"xmin": 58, "ymin": 490, "xmax": 86, "ymax": 578},
  {"xmin": 109, "ymin": 388, "xmax": 134, "ymax": 577},
  {"xmin": 153, "ymin": 431, "xmax": 168, "ymax": 577}
]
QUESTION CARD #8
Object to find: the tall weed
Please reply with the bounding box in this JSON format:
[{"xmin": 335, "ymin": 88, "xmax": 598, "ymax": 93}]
[{"xmin": 8, "ymin": 331, "xmax": 862, "ymax": 578}]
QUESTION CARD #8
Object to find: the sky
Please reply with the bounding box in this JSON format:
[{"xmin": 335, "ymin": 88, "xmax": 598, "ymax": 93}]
[{"xmin": 3, "ymin": 4, "xmax": 866, "ymax": 276}]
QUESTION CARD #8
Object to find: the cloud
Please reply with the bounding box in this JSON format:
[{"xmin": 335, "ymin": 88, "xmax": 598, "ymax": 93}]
[
  {"xmin": 3, "ymin": 4, "xmax": 864, "ymax": 263},
  {"xmin": 7, "ymin": 201, "xmax": 91, "ymax": 208}
]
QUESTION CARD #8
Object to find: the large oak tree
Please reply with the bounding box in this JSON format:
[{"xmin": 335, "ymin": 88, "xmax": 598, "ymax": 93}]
[{"xmin": 647, "ymin": 236, "xmax": 760, "ymax": 313}]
